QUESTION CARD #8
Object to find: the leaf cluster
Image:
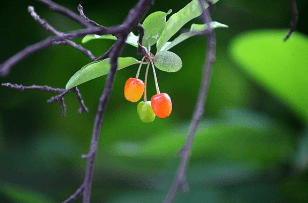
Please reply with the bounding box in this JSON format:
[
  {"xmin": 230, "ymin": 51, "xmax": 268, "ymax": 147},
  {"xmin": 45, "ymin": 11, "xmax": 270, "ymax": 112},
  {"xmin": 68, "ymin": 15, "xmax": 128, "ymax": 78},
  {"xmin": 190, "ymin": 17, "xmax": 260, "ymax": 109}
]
[{"xmin": 66, "ymin": 0, "xmax": 227, "ymax": 89}]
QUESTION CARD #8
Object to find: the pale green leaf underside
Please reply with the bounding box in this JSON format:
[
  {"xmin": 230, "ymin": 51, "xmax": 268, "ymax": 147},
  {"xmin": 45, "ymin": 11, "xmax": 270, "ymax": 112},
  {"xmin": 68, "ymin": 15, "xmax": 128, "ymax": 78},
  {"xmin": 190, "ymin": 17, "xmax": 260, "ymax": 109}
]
[
  {"xmin": 161, "ymin": 22, "xmax": 228, "ymax": 51},
  {"xmin": 81, "ymin": 32, "xmax": 139, "ymax": 47},
  {"xmin": 156, "ymin": 0, "xmax": 219, "ymax": 52},
  {"xmin": 66, "ymin": 57, "xmax": 138, "ymax": 89},
  {"xmin": 154, "ymin": 51, "xmax": 182, "ymax": 72},
  {"xmin": 142, "ymin": 10, "xmax": 172, "ymax": 49}
]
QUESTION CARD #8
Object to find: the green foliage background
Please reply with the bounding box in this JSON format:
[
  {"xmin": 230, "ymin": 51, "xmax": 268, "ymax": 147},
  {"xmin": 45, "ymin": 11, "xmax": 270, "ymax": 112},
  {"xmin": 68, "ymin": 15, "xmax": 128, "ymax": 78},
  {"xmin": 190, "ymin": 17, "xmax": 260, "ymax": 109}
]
[{"xmin": 1, "ymin": 0, "xmax": 308, "ymax": 202}]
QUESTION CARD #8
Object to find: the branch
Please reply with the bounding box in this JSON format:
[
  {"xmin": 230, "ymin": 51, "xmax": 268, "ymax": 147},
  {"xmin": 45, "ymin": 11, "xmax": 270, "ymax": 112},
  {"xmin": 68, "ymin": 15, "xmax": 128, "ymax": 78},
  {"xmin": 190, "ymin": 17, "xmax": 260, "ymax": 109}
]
[
  {"xmin": 77, "ymin": 4, "xmax": 106, "ymax": 29},
  {"xmin": 136, "ymin": 23, "xmax": 146, "ymax": 55},
  {"xmin": 2, "ymin": 83, "xmax": 88, "ymax": 116},
  {"xmin": 62, "ymin": 183, "xmax": 84, "ymax": 203},
  {"xmin": 163, "ymin": 0, "xmax": 216, "ymax": 202},
  {"xmin": 81, "ymin": 0, "xmax": 153, "ymax": 201},
  {"xmin": 2, "ymin": 0, "xmax": 152, "ymax": 202},
  {"xmin": 95, "ymin": 43, "xmax": 115, "ymax": 61},
  {"xmin": 1, "ymin": 83, "xmax": 65, "ymax": 93},
  {"xmin": 0, "ymin": 17, "xmax": 139, "ymax": 76},
  {"xmin": 28, "ymin": 5, "xmax": 96, "ymax": 60},
  {"xmin": 47, "ymin": 89, "xmax": 73, "ymax": 103},
  {"xmin": 59, "ymin": 97, "xmax": 66, "ymax": 116},
  {"xmin": 73, "ymin": 87, "xmax": 89, "ymax": 113},
  {"xmin": 36, "ymin": 0, "xmax": 91, "ymax": 28},
  {"xmin": 0, "ymin": 27, "xmax": 99, "ymax": 76},
  {"xmin": 284, "ymin": 0, "xmax": 298, "ymax": 41}
]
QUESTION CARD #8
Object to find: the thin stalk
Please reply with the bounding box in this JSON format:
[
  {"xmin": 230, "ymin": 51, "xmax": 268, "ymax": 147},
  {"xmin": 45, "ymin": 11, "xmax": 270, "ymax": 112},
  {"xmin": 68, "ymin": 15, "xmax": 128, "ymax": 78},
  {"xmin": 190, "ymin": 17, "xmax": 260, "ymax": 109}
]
[
  {"xmin": 151, "ymin": 61, "xmax": 160, "ymax": 94},
  {"xmin": 136, "ymin": 56, "xmax": 145, "ymax": 79},
  {"xmin": 144, "ymin": 63, "xmax": 150, "ymax": 102},
  {"xmin": 138, "ymin": 61, "xmax": 150, "ymax": 64}
]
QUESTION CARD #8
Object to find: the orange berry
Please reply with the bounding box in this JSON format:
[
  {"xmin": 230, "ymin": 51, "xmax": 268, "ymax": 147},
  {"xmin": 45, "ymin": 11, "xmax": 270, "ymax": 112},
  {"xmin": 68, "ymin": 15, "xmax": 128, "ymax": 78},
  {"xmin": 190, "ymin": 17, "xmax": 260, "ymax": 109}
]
[
  {"xmin": 124, "ymin": 78, "xmax": 144, "ymax": 102},
  {"xmin": 151, "ymin": 93, "xmax": 172, "ymax": 118}
]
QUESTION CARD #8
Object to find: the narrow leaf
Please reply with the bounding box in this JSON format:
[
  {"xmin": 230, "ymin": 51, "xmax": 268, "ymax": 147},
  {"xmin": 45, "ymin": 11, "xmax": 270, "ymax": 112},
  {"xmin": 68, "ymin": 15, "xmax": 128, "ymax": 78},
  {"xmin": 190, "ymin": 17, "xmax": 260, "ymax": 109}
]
[
  {"xmin": 142, "ymin": 10, "xmax": 172, "ymax": 49},
  {"xmin": 161, "ymin": 22, "xmax": 228, "ymax": 51},
  {"xmin": 156, "ymin": 0, "xmax": 219, "ymax": 52},
  {"xmin": 66, "ymin": 57, "xmax": 138, "ymax": 89},
  {"xmin": 154, "ymin": 51, "xmax": 182, "ymax": 72},
  {"xmin": 81, "ymin": 32, "xmax": 139, "ymax": 47}
]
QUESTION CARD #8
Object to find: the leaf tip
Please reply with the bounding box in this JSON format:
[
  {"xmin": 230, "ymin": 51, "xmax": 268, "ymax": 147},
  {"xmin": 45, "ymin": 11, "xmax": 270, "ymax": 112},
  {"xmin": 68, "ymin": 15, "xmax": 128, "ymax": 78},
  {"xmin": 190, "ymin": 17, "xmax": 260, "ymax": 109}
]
[{"xmin": 65, "ymin": 83, "xmax": 72, "ymax": 90}]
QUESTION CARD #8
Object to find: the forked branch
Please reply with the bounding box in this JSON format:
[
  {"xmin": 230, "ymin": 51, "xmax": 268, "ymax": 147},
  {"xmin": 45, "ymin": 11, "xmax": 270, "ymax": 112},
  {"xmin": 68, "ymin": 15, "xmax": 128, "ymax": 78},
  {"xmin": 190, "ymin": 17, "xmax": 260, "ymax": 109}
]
[
  {"xmin": 1, "ymin": 1, "xmax": 152, "ymax": 202},
  {"xmin": 1, "ymin": 83, "xmax": 88, "ymax": 116}
]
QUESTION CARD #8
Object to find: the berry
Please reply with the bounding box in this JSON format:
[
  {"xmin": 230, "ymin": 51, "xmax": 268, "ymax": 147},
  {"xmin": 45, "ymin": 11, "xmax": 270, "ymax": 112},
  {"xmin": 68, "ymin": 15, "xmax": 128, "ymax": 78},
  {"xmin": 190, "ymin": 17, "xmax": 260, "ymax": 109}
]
[
  {"xmin": 151, "ymin": 93, "xmax": 172, "ymax": 118},
  {"xmin": 124, "ymin": 78, "xmax": 144, "ymax": 102},
  {"xmin": 137, "ymin": 101, "xmax": 155, "ymax": 123}
]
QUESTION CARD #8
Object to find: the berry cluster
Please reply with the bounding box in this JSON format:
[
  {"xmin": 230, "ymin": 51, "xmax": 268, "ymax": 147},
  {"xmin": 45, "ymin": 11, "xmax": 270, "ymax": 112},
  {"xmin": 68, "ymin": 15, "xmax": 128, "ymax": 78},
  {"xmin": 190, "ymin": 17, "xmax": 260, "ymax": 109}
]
[{"xmin": 124, "ymin": 51, "xmax": 172, "ymax": 122}]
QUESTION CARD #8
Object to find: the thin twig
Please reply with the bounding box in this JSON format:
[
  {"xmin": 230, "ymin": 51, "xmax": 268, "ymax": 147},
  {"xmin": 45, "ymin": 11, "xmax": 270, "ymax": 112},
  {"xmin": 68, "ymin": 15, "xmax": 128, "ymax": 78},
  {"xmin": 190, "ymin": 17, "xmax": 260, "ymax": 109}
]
[
  {"xmin": 47, "ymin": 87, "xmax": 88, "ymax": 114},
  {"xmin": 136, "ymin": 23, "xmax": 146, "ymax": 55},
  {"xmin": 0, "ymin": 28, "xmax": 97, "ymax": 76},
  {"xmin": 62, "ymin": 183, "xmax": 85, "ymax": 203},
  {"xmin": 2, "ymin": 83, "xmax": 88, "ymax": 116},
  {"xmin": 284, "ymin": 0, "xmax": 298, "ymax": 41},
  {"xmin": 77, "ymin": 4, "xmax": 106, "ymax": 28},
  {"xmin": 73, "ymin": 87, "xmax": 89, "ymax": 113},
  {"xmin": 0, "ymin": 37, "xmax": 53, "ymax": 76},
  {"xmin": 47, "ymin": 89, "xmax": 73, "ymax": 103},
  {"xmin": 1, "ymin": 83, "xmax": 65, "ymax": 93},
  {"xmin": 59, "ymin": 97, "xmax": 66, "ymax": 116},
  {"xmin": 29, "ymin": 5, "xmax": 96, "ymax": 60},
  {"xmin": 95, "ymin": 43, "xmax": 116, "ymax": 61},
  {"xmin": 36, "ymin": 0, "xmax": 91, "ymax": 28},
  {"xmin": 0, "ymin": 25, "xmax": 124, "ymax": 76},
  {"xmin": 163, "ymin": 0, "xmax": 216, "ymax": 202}
]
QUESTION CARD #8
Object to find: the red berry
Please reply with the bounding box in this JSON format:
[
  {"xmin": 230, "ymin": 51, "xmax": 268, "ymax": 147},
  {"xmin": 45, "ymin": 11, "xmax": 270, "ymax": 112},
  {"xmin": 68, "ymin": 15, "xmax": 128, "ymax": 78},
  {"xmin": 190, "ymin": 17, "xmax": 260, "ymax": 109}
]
[
  {"xmin": 124, "ymin": 78, "xmax": 144, "ymax": 102},
  {"xmin": 151, "ymin": 93, "xmax": 172, "ymax": 118}
]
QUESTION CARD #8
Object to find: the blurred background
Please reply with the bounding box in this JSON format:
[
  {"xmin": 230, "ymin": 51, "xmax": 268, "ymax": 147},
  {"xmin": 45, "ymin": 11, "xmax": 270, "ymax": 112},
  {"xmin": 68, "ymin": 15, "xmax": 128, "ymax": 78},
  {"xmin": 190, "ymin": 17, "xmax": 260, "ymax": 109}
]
[{"xmin": 1, "ymin": 0, "xmax": 308, "ymax": 202}]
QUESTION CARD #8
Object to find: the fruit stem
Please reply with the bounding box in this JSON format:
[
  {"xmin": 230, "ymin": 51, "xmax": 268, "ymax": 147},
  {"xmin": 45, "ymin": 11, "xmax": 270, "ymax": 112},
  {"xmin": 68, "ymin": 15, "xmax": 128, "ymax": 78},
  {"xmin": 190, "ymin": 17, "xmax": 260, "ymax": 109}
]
[
  {"xmin": 136, "ymin": 56, "xmax": 145, "ymax": 79},
  {"xmin": 138, "ymin": 61, "xmax": 150, "ymax": 64},
  {"xmin": 144, "ymin": 63, "xmax": 150, "ymax": 102},
  {"xmin": 151, "ymin": 61, "xmax": 160, "ymax": 94}
]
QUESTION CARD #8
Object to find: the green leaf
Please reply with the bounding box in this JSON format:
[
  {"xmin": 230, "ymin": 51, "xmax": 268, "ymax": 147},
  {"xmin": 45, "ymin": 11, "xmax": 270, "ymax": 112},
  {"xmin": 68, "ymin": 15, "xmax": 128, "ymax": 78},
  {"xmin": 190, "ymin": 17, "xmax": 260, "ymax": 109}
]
[
  {"xmin": 142, "ymin": 10, "xmax": 172, "ymax": 49},
  {"xmin": 154, "ymin": 51, "xmax": 182, "ymax": 72},
  {"xmin": 229, "ymin": 30, "xmax": 308, "ymax": 124},
  {"xmin": 156, "ymin": 0, "xmax": 219, "ymax": 52},
  {"xmin": 81, "ymin": 32, "xmax": 139, "ymax": 47},
  {"xmin": 0, "ymin": 182, "xmax": 56, "ymax": 203},
  {"xmin": 161, "ymin": 22, "xmax": 228, "ymax": 51},
  {"xmin": 66, "ymin": 57, "xmax": 138, "ymax": 89},
  {"xmin": 82, "ymin": 34, "xmax": 116, "ymax": 43}
]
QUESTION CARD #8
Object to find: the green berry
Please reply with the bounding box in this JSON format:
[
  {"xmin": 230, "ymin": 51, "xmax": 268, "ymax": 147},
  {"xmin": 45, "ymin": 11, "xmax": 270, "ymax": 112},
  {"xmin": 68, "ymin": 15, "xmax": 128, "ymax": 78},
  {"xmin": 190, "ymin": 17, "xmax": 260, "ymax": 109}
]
[{"xmin": 137, "ymin": 101, "xmax": 155, "ymax": 123}]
